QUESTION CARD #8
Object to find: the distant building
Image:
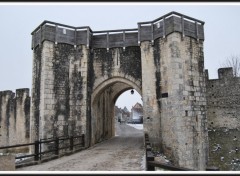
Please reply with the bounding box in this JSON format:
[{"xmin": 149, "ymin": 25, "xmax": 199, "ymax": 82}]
[
  {"xmin": 114, "ymin": 106, "xmax": 130, "ymax": 123},
  {"xmin": 130, "ymin": 103, "xmax": 143, "ymax": 124},
  {"xmin": 115, "ymin": 103, "xmax": 143, "ymax": 124}
]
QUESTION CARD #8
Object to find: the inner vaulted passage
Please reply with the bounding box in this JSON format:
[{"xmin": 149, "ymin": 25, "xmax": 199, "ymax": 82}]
[{"xmin": 30, "ymin": 11, "xmax": 208, "ymax": 170}]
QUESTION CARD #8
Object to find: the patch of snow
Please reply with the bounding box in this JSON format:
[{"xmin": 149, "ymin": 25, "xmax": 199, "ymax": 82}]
[
  {"xmin": 140, "ymin": 151, "xmax": 146, "ymax": 171},
  {"xmin": 126, "ymin": 124, "xmax": 143, "ymax": 130},
  {"xmin": 212, "ymin": 144, "xmax": 221, "ymax": 152},
  {"xmin": 223, "ymin": 128, "xmax": 229, "ymax": 132},
  {"xmin": 165, "ymin": 159, "xmax": 170, "ymax": 163},
  {"xmin": 229, "ymin": 149, "xmax": 236, "ymax": 154},
  {"xmin": 15, "ymin": 153, "xmax": 29, "ymax": 163}
]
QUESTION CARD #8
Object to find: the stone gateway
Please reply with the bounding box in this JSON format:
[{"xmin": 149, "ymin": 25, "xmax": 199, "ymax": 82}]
[
  {"xmin": 30, "ymin": 11, "xmax": 207, "ymax": 170},
  {"xmin": 1, "ymin": 11, "xmax": 210, "ymax": 170}
]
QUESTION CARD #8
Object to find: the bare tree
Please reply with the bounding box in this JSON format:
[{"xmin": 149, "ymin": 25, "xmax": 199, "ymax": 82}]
[{"xmin": 221, "ymin": 55, "xmax": 240, "ymax": 77}]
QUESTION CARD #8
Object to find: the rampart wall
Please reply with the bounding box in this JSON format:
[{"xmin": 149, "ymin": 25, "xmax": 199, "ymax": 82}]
[
  {"xmin": 0, "ymin": 88, "xmax": 30, "ymax": 152},
  {"xmin": 206, "ymin": 68, "xmax": 240, "ymax": 170}
]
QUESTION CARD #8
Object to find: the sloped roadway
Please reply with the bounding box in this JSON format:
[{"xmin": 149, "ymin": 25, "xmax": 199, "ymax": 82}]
[{"xmin": 17, "ymin": 122, "xmax": 145, "ymax": 171}]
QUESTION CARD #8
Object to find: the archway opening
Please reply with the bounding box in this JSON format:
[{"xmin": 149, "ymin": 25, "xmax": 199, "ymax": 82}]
[
  {"xmin": 115, "ymin": 89, "xmax": 143, "ymax": 136},
  {"xmin": 91, "ymin": 78, "xmax": 143, "ymax": 145}
]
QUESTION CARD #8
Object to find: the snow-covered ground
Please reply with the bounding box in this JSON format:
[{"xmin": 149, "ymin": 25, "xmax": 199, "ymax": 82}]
[{"xmin": 126, "ymin": 123, "xmax": 143, "ymax": 130}]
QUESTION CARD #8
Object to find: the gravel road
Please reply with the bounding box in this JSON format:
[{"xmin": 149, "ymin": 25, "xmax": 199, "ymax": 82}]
[{"xmin": 17, "ymin": 123, "xmax": 145, "ymax": 171}]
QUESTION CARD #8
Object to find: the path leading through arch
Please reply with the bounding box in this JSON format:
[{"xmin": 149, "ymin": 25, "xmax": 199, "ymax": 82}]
[{"xmin": 17, "ymin": 123, "xmax": 145, "ymax": 171}]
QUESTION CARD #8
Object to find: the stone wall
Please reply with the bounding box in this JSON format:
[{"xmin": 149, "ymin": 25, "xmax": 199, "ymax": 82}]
[
  {"xmin": 143, "ymin": 32, "xmax": 208, "ymax": 170},
  {"xmin": 4, "ymin": 11, "xmax": 240, "ymax": 170},
  {"xmin": 206, "ymin": 68, "xmax": 240, "ymax": 170},
  {"xmin": 90, "ymin": 47, "xmax": 142, "ymax": 145},
  {"xmin": 91, "ymin": 87, "xmax": 114, "ymax": 144},
  {"xmin": 206, "ymin": 68, "xmax": 240, "ymax": 129},
  {"xmin": 91, "ymin": 47, "xmax": 142, "ymax": 91},
  {"xmin": 30, "ymin": 41, "xmax": 89, "ymax": 149},
  {"xmin": 28, "ymin": 12, "xmax": 208, "ymax": 170},
  {"xmin": 0, "ymin": 88, "xmax": 30, "ymax": 152},
  {"xmin": 141, "ymin": 40, "xmax": 162, "ymax": 148},
  {"xmin": 28, "ymin": 32, "xmax": 208, "ymax": 170}
]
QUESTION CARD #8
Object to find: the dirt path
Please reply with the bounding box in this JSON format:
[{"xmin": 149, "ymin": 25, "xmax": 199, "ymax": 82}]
[{"xmin": 16, "ymin": 123, "xmax": 145, "ymax": 171}]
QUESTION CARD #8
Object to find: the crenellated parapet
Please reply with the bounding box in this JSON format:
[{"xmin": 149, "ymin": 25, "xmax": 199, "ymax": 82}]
[
  {"xmin": 31, "ymin": 11, "xmax": 204, "ymax": 50},
  {"xmin": 218, "ymin": 67, "xmax": 234, "ymax": 79},
  {"xmin": 205, "ymin": 67, "xmax": 240, "ymax": 129},
  {"xmin": 205, "ymin": 67, "xmax": 234, "ymax": 81}
]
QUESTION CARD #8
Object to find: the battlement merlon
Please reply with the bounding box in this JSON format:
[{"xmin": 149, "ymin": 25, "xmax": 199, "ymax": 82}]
[
  {"xmin": 0, "ymin": 88, "xmax": 30, "ymax": 98},
  {"xmin": 31, "ymin": 11, "xmax": 205, "ymax": 50},
  {"xmin": 218, "ymin": 67, "xmax": 234, "ymax": 79},
  {"xmin": 16, "ymin": 88, "xmax": 30, "ymax": 98},
  {"xmin": 0, "ymin": 90, "xmax": 15, "ymax": 97},
  {"xmin": 206, "ymin": 67, "xmax": 235, "ymax": 81}
]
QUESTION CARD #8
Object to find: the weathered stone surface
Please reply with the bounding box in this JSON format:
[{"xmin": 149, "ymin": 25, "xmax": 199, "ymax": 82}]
[
  {"xmin": 0, "ymin": 89, "xmax": 30, "ymax": 152},
  {"xmin": 206, "ymin": 68, "xmax": 240, "ymax": 129},
  {"xmin": 90, "ymin": 47, "xmax": 142, "ymax": 145},
  {"xmin": 0, "ymin": 12, "xmax": 214, "ymax": 171},
  {"xmin": 0, "ymin": 155, "xmax": 15, "ymax": 171},
  {"xmin": 206, "ymin": 68, "xmax": 240, "ymax": 170},
  {"xmin": 149, "ymin": 33, "xmax": 207, "ymax": 170},
  {"xmin": 208, "ymin": 129, "xmax": 240, "ymax": 171}
]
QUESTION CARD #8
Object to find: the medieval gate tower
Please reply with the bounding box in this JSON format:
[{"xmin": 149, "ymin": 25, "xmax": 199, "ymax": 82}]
[{"xmin": 30, "ymin": 11, "xmax": 208, "ymax": 170}]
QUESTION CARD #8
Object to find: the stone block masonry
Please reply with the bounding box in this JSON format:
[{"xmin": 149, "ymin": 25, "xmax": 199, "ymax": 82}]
[
  {"xmin": 90, "ymin": 46, "xmax": 142, "ymax": 145},
  {"xmin": 4, "ymin": 11, "xmax": 240, "ymax": 171},
  {"xmin": 29, "ymin": 11, "xmax": 207, "ymax": 170},
  {"xmin": 0, "ymin": 89, "xmax": 30, "ymax": 152},
  {"xmin": 206, "ymin": 68, "xmax": 240, "ymax": 170},
  {"xmin": 206, "ymin": 68, "xmax": 240, "ymax": 129},
  {"xmin": 30, "ymin": 41, "xmax": 89, "ymax": 151},
  {"xmin": 0, "ymin": 155, "xmax": 15, "ymax": 170},
  {"xmin": 139, "ymin": 32, "xmax": 208, "ymax": 170},
  {"xmin": 0, "ymin": 11, "xmax": 214, "ymax": 170},
  {"xmin": 157, "ymin": 33, "xmax": 208, "ymax": 170}
]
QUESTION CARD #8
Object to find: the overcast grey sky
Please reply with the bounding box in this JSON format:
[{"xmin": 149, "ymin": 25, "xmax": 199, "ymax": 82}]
[{"xmin": 0, "ymin": 3, "xmax": 240, "ymax": 110}]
